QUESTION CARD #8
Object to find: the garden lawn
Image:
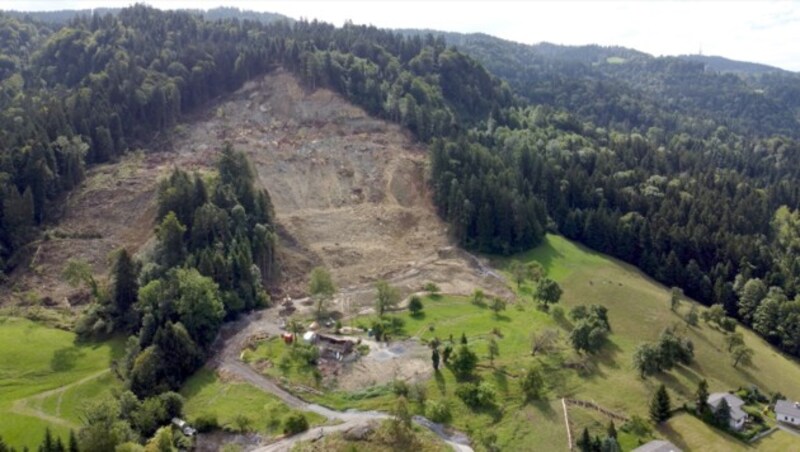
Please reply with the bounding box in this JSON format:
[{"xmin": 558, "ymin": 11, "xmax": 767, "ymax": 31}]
[
  {"xmin": 753, "ymin": 429, "xmax": 800, "ymax": 451},
  {"xmin": 658, "ymin": 412, "xmax": 747, "ymax": 451}
]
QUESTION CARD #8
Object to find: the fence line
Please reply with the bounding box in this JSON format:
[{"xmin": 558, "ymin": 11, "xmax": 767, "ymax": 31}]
[{"xmin": 564, "ymin": 398, "xmax": 629, "ymax": 422}]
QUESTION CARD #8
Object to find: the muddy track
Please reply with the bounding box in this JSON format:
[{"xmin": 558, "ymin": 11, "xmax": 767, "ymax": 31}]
[{"xmin": 210, "ymin": 308, "xmax": 473, "ymax": 451}]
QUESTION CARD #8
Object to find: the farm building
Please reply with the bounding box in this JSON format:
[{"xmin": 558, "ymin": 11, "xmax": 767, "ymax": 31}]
[{"xmin": 775, "ymin": 399, "xmax": 800, "ymax": 426}]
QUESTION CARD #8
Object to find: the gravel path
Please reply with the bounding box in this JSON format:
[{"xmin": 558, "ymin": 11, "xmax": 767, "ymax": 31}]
[{"xmin": 209, "ymin": 308, "xmax": 473, "ymax": 451}]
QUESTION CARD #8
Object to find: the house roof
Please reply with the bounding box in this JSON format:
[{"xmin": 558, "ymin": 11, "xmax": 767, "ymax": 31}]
[
  {"xmin": 632, "ymin": 440, "xmax": 683, "ymax": 452},
  {"xmin": 708, "ymin": 393, "xmax": 747, "ymax": 421},
  {"xmin": 776, "ymin": 400, "xmax": 800, "ymax": 418},
  {"xmin": 708, "ymin": 393, "xmax": 745, "ymax": 408}
]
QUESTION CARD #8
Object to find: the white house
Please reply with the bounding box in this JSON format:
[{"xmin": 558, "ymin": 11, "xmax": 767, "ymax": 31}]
[
  {"xmin": 775, "ymin": 400, "xmax": 800, "ymax": 427},
  {"xmin": 708, "ymin": 392, "xmax": 748, "ymax": 431}
]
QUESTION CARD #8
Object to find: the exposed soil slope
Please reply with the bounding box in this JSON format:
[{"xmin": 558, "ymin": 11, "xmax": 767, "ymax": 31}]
[{"xmin": 3, "ymin": 69, "xmax": 509, "ymax": 309}]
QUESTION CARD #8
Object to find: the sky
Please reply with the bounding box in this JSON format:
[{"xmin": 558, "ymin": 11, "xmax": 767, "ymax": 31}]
[{"xmin": 7, "ymin": 1, "xmax": 800, "ymax": 71}]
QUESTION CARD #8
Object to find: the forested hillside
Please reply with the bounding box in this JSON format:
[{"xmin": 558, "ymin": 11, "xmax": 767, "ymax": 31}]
[
  {"xmin": 402, "ymin": 30, "xmax": 800, "ymax": 139},
  {"xmin": 2, "ymin": 4, "xmax": 800, "ymax": 369}
]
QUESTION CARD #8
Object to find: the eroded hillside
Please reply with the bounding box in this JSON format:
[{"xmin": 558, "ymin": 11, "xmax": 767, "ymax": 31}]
[{"xmin": 4, "ymin": 69, "xmax": 509, "ymax": 310}]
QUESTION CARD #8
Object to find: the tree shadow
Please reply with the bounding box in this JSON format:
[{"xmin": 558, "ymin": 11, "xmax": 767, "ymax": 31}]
[
  {"xmin": 434, "ymin": 370, "xmax": 447, "ymax": 395},
  {"xmin": 530, "ymin": 399, "xmax": 557, "ymax": 420},
  {"xmin": 181, "ymin": 368, "xmax": 218, "ymax": 400},
  {"xmin": 493, "ymin": 368, "xmax": 509, "ymax": 394},
  {"xmin": 493, "ymin": 314, "xmax": 511, "ymax": 322},
  {"xmin": 51, "ymin": 346, "xmax": 85, "ymax": 372},
  {"xmin": 653, "ymin": 371, "xmax": 691, "ymax": 399},
  {"xmin": 595, "ymin": 339, "xmax": 622, "ymax": 369},
  {"xmin": 411, "ymin": 312, "xmax": 426, "ymax": 321}
]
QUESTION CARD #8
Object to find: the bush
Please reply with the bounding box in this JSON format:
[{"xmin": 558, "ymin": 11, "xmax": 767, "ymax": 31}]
[
  {"xmin": 719, "ymin": 317, "xmax": 737, "ymax": 332},
  {"xmin": 409, "ymin": 296, "xmax": 424, "ymax": 316},
  {"xmin": 456, "ymin": 382, "xmax": 496, "ymax": 409},
  {"xmin": 423, "ymin": 282, "xmax": 440, "ymax": 294},
  {"xmin": 450, "ymin": 345, "xmax": 478, "ymax": 380},
  {"xmin": 392, "ymin": 379, "xmax": 410, "ymax": 397},
  {"xmin": 743, "ymin": 406, "xmax": 764, "ymax": 423},
  {"xmin": 283, "ymin": 413, "xmax": 309, "ymax": 435},
  {"xmin": 425, "ymin": 400, "xmax": 452, "ymax": 423},
  {"xmin": 193, "ymin": 413, "xmax": 220, "ymax": 433},
  {"xmin": 621, "ymin": 415, "xmax": 652, "ymax": 437}
]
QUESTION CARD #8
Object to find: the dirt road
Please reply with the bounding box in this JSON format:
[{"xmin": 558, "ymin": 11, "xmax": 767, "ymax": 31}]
[{"xmin": 210, "ymin": 308, "xmax": 473, "ymax": 451}]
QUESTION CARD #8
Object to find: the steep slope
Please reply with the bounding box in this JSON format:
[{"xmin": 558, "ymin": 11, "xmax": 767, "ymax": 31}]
[
  {"xmin": 2, "ymin": 69, "xmax": 508, "ymax": 310},
  {"xmin": 187, "ymin": 69, "xmax": 510, "ymax": 304}
]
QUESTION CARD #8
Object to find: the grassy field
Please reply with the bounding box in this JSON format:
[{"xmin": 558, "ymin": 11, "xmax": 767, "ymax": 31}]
[
  {"xmin": 319, "ymin": 234, "xmax": 800, "ymax": 450},
  {"xmin": 180, "ymin": 368, "xmax": 326, "ymax": 436},
  {"xmin": 0, "ymin": 316, "xmax": 123, "ymax": 450},
  {"xmin": 753, "ymin": 429, "xmax": 800, "ymax": 451},
  {"xmin": 494, "ymin": 235, "xmax": 800, "ymax": 410},
  {"xmin": 658, "ymin": 412, "xmax": 747, "ymax": 451}
]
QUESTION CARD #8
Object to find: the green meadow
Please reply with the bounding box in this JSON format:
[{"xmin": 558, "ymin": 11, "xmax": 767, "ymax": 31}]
[
  {"xmin": 325, "ymin": 234, "xmax": 800, "ymax": 450},
  {"xmin": 180, "ymin": 368, "xmax": 326, "ymax": 435},
  {"xmin": 0, "ymin": 316, "xmax": 123, "ymax": 450}
]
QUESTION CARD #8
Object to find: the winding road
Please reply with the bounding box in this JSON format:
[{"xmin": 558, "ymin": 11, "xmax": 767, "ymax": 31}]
[{"xmin": 209, "ymin": 308, "xmax": 473, "ymax": 451}]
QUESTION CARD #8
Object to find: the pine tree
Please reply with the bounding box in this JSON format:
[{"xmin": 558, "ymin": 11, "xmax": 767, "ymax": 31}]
[
  {"xmin": 431, "ymin": 347, "xmax": 440, "ymax": 371},
  {"xmin": 607, "ymin": 420, "xmax": 617, "ymax": 439},
  {"xmin": 110, "ymin": 248, "xmax": 138, "ymax": 329},
  {"xmin": 695, "ymin": 379, "xmax": 709, "ymax": 415},
  {"xmin": 68, "ymin": 430, "xmax": 79, "ymax": 452},
  {"xmin": 715, "ymin": 398, "xmax": 731, "ymax": 428},
  {"xmin": 39, "ymin": 428, "xmax": 54, "ymax": 452},
  {"xmin": 649, "ymin": 384, "xmax": 671, "ymax": 423},
  {"xmin": 577, "ymin": 427, "xmax": 591, "ymax": 452}
]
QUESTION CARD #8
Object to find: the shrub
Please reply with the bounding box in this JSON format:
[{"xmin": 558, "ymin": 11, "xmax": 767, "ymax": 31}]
[
  {"xmin": 425, "ymin": 400, "xmax": 452, "ymax": 423},
  {"xmin": 423, "ymin": 282, "xmax": 440, "ymax": 294},
  {"xmin": 450, "ymin": 345, "xmax": 478, "ymax": 380},
  {"xmin": 392, "ymin": 379, "xmax": 410, "ymax": 397},
  {"xmin": 409, "ymin": 296, "xmax": 424, "ymax": 316},
  {"xmin": 621, "ymin": 415, "xmax": 652, "ymax": 437},
  {"xmin": 193, "ymin": 413, "xmax": 220, "ymax": 432},
  {"xmin": 283, "ymin": 413, "xmax": 309, "ymax": 435},
  {"xmin": 719, "ymin": 317, "xmax": 737, "ymax": 332},
  {"xmin": 456, "ymin": 382, "xmax": 496, "ymax": 409}
]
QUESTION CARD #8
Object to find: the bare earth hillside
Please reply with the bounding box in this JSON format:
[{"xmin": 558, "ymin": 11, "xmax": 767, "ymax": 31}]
[{"xmin": 3, "ymin": 69, "xmax": 509, "ymax": 310}]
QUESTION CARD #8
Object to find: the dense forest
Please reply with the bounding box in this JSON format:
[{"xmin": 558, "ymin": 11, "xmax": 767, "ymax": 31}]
[
  {"xmin": 2, "ymin": 3, "xmax": 800, "ymax": 375},
  {"xmin": 404, "ymin": 31, "xmax": 800, "ymax": 140}
]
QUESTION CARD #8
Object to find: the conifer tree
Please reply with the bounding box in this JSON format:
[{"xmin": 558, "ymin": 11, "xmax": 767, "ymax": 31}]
[{"xmin": 649, "ymin": 384, "xmax": 672, "ymax": 423}]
